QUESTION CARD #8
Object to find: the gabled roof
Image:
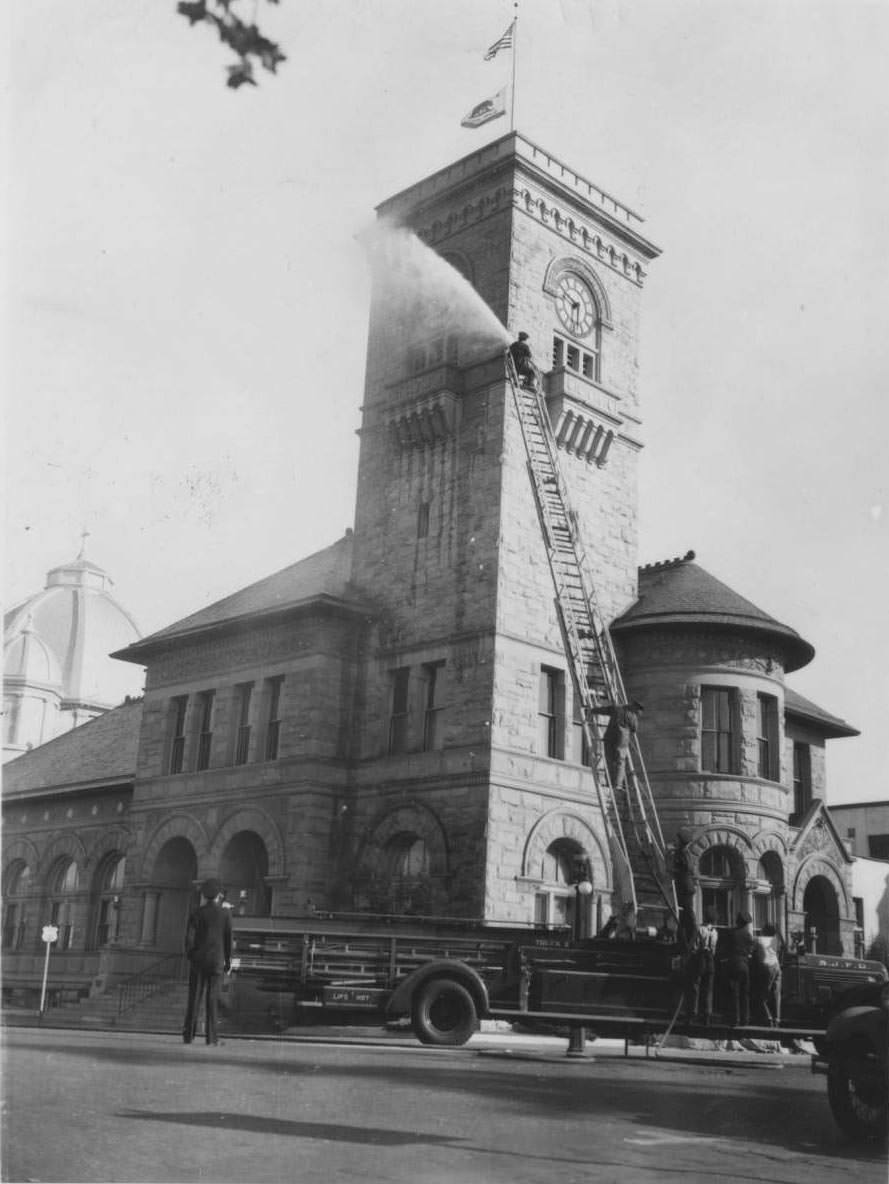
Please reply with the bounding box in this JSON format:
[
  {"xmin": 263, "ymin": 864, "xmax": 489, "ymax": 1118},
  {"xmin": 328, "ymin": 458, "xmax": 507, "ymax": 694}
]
[
  {"xmin": 784, "ymin": 686, "xmax": 859, "ymax": 739},
  {"xmin": 612, "ymin": 551, "xmax": 815, "ymax": 673},
  {"xmin": 114, "ymin": 532, "xmax": 370, "ymax": 663},
  {"xmin": 789, "ymin": 798, "xmax": 854, "ymax": 864},
  {"xmin": 2, "ymin": 699, "xmax": 142, "ymax": 798}
]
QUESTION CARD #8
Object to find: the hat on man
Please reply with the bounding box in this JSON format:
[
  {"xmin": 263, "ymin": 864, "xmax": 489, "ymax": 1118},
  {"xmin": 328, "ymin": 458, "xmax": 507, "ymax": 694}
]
[
  {"xmin": 201, "ymin": 878, "xmax": 221, "ymax": 901},
  {"xmin": 517, "ymin": 331, "xmax": 529, "ymax": 340}
]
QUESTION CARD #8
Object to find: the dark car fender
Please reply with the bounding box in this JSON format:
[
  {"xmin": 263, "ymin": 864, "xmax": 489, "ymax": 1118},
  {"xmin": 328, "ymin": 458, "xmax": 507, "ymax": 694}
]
[
  {"xmin": 825, "ymin": 1004, "xmax": 887, "ymax": 1053},
  {"xmin": 385, "ymin": 959, "xmax": 490, "ymax": 1018}
]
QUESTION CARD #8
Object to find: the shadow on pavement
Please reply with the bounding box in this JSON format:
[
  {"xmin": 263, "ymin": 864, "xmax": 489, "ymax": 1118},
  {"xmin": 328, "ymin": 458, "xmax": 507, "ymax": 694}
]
[
  {"xmin": 8, "ymin": 1033, "xmax": 887, "ymax": 1166},
  {"xmin": 115, "ymin": 1110, "xmax": 459, "ymax": 1147}
]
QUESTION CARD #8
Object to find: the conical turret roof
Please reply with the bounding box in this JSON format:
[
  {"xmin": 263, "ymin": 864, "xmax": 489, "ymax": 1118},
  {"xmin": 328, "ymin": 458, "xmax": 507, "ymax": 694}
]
[{"xmin": 612, "ymin": 551, "xmax": 815, "ymax": 673}]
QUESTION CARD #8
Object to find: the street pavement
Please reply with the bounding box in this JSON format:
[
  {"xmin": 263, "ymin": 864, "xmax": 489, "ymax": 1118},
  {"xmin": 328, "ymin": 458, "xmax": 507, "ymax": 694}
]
[{"xmin": 3, "ymin": 1024, "xmax": 887, "ymax": 1184}]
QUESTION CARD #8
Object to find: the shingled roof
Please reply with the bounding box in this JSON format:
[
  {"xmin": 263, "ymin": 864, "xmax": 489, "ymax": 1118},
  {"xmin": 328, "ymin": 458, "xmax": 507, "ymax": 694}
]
[
  {"xmin": 114, "ymin": 532, "xmax": 370, "ymax": 663},
  {"xmin": 2, "ymin": 698, "xmax": 142, "ymax": 798},
  {"xmin": 783, "ymin": 686, "xmax": 859, "ymax": 738},
  {"xmin": 612, "ymin": 551, "xmax": 815, "ymax": 673}
]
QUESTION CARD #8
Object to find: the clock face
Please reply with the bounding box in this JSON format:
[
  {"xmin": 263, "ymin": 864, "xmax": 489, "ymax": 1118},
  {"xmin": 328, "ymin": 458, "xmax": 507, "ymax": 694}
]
[{"xmin": 555, "ymin": 275, "xmax": 596, "ymax": 338}]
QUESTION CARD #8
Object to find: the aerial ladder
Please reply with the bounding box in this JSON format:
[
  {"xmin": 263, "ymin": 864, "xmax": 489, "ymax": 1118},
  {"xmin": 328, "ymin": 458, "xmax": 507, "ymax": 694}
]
[{"xmin": 505, "ymin": 351, "xmax": 678, "ymax": 934}]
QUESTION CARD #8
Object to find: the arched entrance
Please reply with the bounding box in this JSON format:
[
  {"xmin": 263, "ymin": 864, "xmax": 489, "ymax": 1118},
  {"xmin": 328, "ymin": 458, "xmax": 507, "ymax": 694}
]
[
  {"xmin": 218, "ymin": 831, "xmax": 270, "ymax": 916},
  {"xmin": 151, "ymin": 838, "xmax": 198, "ymax": 951},
  {"xmin": 803, "ymin": 875, "xmax": 841, "ymax": 955}
]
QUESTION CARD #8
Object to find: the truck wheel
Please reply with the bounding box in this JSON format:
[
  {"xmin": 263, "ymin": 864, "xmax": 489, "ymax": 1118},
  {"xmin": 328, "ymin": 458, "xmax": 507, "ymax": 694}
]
[
  {"xmin": 412, "ymin": 978, "xmax": 478, "ymax": 1047},
  {"xmin": 827, "ymin": 1043, "xmax": 889, "ymax": 1142}
]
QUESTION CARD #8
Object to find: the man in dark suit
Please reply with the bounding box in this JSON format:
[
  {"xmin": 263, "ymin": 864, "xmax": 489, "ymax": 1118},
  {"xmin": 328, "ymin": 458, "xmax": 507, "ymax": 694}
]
[{"xmin": 182, "ymin": 878, "xmax": 232, "ymax": 1045}]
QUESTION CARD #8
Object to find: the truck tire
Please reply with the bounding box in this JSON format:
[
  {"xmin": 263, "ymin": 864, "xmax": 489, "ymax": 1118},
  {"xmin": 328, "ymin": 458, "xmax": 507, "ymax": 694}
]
[
  {"xmin": 827, "ymin": 1042, "xmax": 889, "ymax": 1142},
  {"xmin": 412, "ymin": 977, "xmax": 478, "ymax": 1046}
]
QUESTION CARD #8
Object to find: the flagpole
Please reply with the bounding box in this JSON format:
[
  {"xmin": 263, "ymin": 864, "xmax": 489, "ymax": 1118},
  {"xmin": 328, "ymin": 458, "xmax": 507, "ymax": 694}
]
[{"xmin": 510, "ymin": 6, "xmax": 518, "ymax": 132}]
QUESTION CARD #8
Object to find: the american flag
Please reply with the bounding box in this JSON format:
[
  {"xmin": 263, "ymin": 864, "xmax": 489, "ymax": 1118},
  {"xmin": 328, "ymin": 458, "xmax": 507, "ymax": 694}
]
[{"xmin": 484, "ymin": 21, "xmax": 515, "ymax": 61}]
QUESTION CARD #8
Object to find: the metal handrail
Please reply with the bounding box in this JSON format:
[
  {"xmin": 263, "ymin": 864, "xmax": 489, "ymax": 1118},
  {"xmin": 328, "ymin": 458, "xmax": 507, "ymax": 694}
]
[{"xmin": 117, "ymin": 951, "xmax": 188, "ymax": 1016}]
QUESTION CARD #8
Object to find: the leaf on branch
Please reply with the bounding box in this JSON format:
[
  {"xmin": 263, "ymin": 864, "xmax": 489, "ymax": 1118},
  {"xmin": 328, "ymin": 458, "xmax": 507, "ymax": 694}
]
[
  {"xmin": 177, "ymin": 0, "xmax": 208, "ymax": 27},
  {"xmin": 260, "ymin": 45, "xmax": 287, "ymax": 74},
  {"xmin": 176, "ymin": 0, "xmax": 286, "ymax": 89},
  {"xmin": 226, "ymin": 60, "xmax": 257, "ymax": 89}
]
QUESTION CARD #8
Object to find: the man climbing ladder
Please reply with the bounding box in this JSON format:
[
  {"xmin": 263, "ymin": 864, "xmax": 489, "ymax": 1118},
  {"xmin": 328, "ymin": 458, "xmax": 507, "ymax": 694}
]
[
  {"xmin": 503, "ymin": 345, "xmax": 677, "ymax": 934},
  {"xmin": 508, "ymin": 331, "xmax": 540, "ymax": 391}
]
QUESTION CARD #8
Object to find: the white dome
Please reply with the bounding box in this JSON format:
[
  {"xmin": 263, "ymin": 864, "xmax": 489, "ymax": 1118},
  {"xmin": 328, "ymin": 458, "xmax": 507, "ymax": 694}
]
[
  {"xmin": 3, "ymin": 619, "xmax": 63, "ymax": 688},
  {"xmin": 4, "ymin": 550, "xmax": 143, "ymax": 710}
]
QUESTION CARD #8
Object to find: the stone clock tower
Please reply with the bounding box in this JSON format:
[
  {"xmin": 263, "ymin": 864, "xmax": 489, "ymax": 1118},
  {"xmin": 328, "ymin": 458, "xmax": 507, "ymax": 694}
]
[{"xmin": 347, "ymin": 133, "xmax": 661, "ymax": 927}]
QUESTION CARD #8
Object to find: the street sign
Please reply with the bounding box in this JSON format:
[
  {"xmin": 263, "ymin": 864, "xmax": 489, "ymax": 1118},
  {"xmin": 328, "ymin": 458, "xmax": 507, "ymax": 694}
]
[{"xmin": 39, "ymin": 925, "xmax": 59, "ymax": 1015}]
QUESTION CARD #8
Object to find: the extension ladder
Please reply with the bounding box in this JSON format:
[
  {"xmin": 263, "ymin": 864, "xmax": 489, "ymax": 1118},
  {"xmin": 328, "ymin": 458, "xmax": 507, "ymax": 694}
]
[{"xmin": 505, "ymin": 352, "xmax": 677, "ymax": 931}]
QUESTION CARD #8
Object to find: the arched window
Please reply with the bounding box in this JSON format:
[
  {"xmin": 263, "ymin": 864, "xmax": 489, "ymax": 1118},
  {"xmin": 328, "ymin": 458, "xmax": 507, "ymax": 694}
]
[
  {"xmin": 753, "ymin": 852, "xmax": 783, "ymax": 933},
  {"xmin": 2, "ymin": 862, "xmax": 31, "ymax": 950},
  {"xmin": 48, "ymin": 859, "xmax": 79, "ymax": 951},
  {"xmin": 698, "ymin": 845, "xmax": 743, "ymax": 928},
  {"xmin": 93, "ymin": 855, "xmax": 126, "ymax": 948},
  {"xmin": 534, "ymin": 839, "xmax": 591, "ymax": 935},
  {"xmin": 383, "ymin": 834, "xmax": 430, "ymax": 914}
]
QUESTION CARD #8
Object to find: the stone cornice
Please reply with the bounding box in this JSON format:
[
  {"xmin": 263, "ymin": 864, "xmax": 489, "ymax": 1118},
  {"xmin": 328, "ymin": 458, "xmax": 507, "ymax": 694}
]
[
  {"xmin": 379, "ymin": 132, "xmax": 659, "ymax": 260},
  {"xmin": 387, "ymin": 390, "xmax": 460, "ymax": 451},
  {"xmin": 411, "ymin": 177, "xmax": 654, "ymax": 288}
]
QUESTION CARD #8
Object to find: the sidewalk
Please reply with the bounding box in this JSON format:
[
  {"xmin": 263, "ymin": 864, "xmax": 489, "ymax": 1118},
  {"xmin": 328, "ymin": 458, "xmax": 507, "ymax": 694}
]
[{"xmin": 3, "ymin": 1009, "xmax": 812, "ymax": 1068}]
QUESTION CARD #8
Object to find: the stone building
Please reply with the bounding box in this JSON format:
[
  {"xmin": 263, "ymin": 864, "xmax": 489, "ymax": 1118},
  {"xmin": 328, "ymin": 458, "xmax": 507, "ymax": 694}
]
[
  {"xmin": 826, "ymin": 801, "xmax": 889, "ymax": 959},
  {"xmin": 1, "ymin": 133, "xmax": 862, "ymax": 1002}
]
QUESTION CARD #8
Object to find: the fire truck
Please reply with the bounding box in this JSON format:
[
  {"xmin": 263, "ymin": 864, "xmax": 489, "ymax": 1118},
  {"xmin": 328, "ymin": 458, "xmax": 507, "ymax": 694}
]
[
  {"xmin": 228, "ymin": 912, "xmax": 887, "ymax": 1051},
  {"xmin": 225, "ymin": 356, "xmax": 886, "ymax": 1058}
]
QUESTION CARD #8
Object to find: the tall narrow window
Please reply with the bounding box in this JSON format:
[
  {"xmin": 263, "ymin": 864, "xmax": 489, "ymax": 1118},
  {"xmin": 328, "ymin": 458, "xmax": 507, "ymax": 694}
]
[
  {"xmin": 422, "ymin": 661, "xmax": 444, "ymax": 751},
  {"xmin": 168, "ymin": 695, "xmax": 188, "ymax": 774},
  {"xmin": 698, "ymin": 845, "xmax": 738, "ymax": 927},
  {"xmin": 538, "ymin": 667, "xmax": 564, "ymax": 759},
  {"xmin": 94, "ymin": 855, "xmax": 126, "ymax": 947},
  {"xmin": 234, "ymin": 682, "xmax": 253, "ymax": 766},
  {"xmin": 571, "ymin": 691, "xmax": 591, "ymax": 766},
  {"xmin": 49, "ymin": 860, "xmax": 79, "ymax": 951},
  {"xmin": 2, "ymin": 863, "xmax": 30, "ymax": 950},
  {"xmin": 195, "ymin": 690, "xmax": 215, "ymax": 771},
  {"xmin": 387, "ymin": 835, "xmax": 430, "ymax": 913},
  {"xmin": 264, "ymin": 676, "xmax": 284, "ymax": 761},
  {"xmin": 753, "ymin": 852, "xmax": 783, "ymax": 931},
  {"xmin": 701, "ymin": 687, "xmax": 737, "ymax": 773},
  {"xmin": 757, "ymin": 694, "xmax": 779, "ymax": 780},
  {"xmin": 417, "ymin": 502, "xmax": 430, "ymax": 539},
  {"xmin": 388, "ymin": 667, "xmax": 410, "ymax": 754},
  {"xmin": 792, "ymin": 742, "xmax": 812, "ymax": 819}
]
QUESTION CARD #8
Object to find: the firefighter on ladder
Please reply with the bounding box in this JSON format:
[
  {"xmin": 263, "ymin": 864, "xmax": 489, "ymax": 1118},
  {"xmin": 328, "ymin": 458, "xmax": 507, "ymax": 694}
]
[
  {"xmin": 508, "ymin": 332, "xmax": 541, "ymax": 391},
  {"xmin": 593, "ymin": 699, "xmax": 644, "ymax": 793}
]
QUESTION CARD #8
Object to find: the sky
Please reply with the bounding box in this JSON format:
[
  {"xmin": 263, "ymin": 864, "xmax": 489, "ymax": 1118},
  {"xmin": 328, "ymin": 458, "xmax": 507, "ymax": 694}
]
[{"xmin": 4, "ymin": 0, "xmax": 888, "ymax": 806}]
